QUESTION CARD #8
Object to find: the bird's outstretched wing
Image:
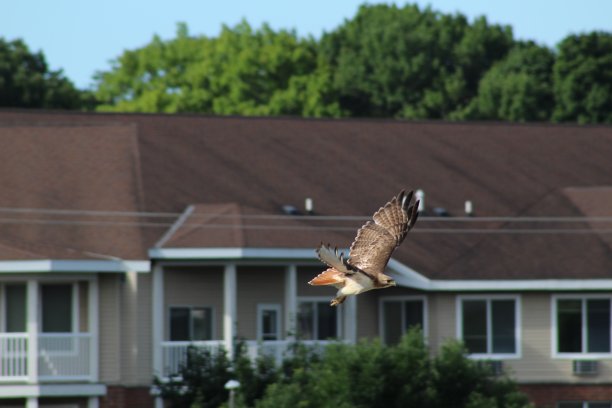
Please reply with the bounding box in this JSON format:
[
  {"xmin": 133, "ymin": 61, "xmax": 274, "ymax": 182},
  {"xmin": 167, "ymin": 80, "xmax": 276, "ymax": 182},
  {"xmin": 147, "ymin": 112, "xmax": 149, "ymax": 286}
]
[
  {"xmin": 316, "ymin": 243, "xmax": 354, "ymax": 274},
  {"xmin": 347, "ymin": 190, "xmax": 419, "ymax": 275}
]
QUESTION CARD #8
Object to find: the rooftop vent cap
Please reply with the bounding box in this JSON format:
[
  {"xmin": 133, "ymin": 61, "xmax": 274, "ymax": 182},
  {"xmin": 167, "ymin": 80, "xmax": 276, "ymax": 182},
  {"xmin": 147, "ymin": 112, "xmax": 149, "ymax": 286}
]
[
  {"xmin": 465, "ymin": 200, "xmax": 474, "ymax": 216},
  {"xmin": 282, "ymin": 205, "xmax": 300, "ymax": 215},
  {"xmin": 433, "ymin": 207, "xmax": 449, "ymax": 217},
  {"xmin": 305, "ymin": 197, "xmax": 314, "ymax": 214},
  {"xmin": 415, "ymin": 189, "xmax": 425, "ymax": 212}
]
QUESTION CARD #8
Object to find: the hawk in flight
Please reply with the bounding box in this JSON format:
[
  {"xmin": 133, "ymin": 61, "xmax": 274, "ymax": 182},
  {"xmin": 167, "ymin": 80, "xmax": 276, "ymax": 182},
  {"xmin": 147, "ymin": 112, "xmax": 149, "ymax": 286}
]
[{"xmin": 309, "ymin": 190, "xmax": 419, "ymax": 306}]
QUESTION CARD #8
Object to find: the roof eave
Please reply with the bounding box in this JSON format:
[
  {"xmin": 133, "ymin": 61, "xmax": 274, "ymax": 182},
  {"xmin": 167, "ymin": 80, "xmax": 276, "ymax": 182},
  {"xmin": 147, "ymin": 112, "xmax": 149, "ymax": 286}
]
[
  {"xmin": 0, "ymin": 259, "xmax": 150, "ymax": 273},
  {"xmin": 148, "ymin": 247, "xmax": 318, "ymax": 261},
  {"xmin": 151, "ymin": 247, "xmax": 612, "ymax": 291}
]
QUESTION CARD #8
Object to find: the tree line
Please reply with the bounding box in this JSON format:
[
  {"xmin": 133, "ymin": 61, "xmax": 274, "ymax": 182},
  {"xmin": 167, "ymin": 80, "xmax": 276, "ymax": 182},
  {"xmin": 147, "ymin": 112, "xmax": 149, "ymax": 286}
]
[{"xmin": 2, "ymin": 3, "xmax": 612, "ymax": 123}]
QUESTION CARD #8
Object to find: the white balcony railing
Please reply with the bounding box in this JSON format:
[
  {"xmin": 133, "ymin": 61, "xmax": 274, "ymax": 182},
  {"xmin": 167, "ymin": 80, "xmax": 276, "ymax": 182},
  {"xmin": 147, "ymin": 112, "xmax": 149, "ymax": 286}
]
[
  {"xmin": 161, "ymin": 340, "xmax": 333, "ymax": 378},
  {"xmin": 0, "ymin": 332, "xmax": 93, "ymax": 382},
  {"xmin": 0, "ymin": 333, "xmax": 28, "ymax": 381},
  {"xmin": 38, "ymin": 333, "xmax": 92, "ymax": 381},
  {"xmin": 161, "ymin": 340, "xmax": 225, "ymax": 378}
]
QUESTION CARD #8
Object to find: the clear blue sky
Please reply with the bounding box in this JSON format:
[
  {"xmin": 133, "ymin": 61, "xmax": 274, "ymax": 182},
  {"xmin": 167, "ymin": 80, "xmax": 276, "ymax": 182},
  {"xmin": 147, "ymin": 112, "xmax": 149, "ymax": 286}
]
[{"xmin": 3, "ymin": 0, "xmax": 611, "ymax": 89}]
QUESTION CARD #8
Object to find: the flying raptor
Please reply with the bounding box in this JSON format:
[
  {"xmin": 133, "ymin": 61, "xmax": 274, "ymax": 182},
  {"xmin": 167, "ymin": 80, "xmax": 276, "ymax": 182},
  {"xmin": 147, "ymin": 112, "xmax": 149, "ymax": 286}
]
[{"xmin": 309, "ymin": 190, "xmax": 419, "ymax": 306}]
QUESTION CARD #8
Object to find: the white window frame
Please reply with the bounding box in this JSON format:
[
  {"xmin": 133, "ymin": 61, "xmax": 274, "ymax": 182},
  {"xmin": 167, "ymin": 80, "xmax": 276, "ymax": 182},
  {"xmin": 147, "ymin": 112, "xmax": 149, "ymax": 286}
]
[
  {"xmin": 456, "ymin": 294, "xmax": 521, "ymax": 359},
  {"xmin": 257, "ymin": 303, "xmax": 281, "ymax": 341},
  {"xmin": 378, "ymin": 295, "xmax": 428, "ymax": 343},
  {"xmin": 168, "ymin": 305, "xmax": 215, "ymax": 342},
  {"xmin": 297, "ymin": 297, "xmax": 342, "ymax": 340},
  {"xmin": 552, "ymin": 294, "xmax": 612, "ymax": 359}
]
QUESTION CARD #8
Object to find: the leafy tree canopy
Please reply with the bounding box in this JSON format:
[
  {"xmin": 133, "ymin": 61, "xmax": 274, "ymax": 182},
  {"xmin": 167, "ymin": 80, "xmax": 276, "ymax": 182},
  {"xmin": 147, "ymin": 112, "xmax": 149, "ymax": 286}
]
[
  {"xmin": 156, "ymin": 331, "xmax": 533, "ymax": 408},
  {"xmin": 467, "ymin": 41, "xmax": 555, "ymax": 121},
  {"xmin": 0, "ymin": 37, "xmax": 83, "ymax": 109},
  {"xmin": 553, "ymin": 31, "xmax": 612, "ymax": 124},
  {"xmin": 95, "ymin": 22, "xmax": 342, "ymax": 116},
  {"xmin": 319, "ymin": 4, "xmax": 514, "ymax": 119},
  {"xmin": 87, "ymin": 4, "xmax": 612, "ymax": 123}
]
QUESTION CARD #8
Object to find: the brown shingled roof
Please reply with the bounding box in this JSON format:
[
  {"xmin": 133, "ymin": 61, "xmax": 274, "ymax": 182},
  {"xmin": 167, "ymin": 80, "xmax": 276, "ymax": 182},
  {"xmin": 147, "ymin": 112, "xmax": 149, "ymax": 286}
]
[{"xmin": 0, "ymin": 110, "xmax": 611, "ymax": 280}]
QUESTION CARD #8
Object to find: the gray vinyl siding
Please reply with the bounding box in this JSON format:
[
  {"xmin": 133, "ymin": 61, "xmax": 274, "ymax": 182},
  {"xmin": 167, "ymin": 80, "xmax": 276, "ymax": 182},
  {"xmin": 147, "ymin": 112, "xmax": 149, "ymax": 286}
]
[
  {"xmin": 236, "ymin": 266, "xmax": 285, "ymax": 339},
  {"xmin": 426, "ymin": 293, "xmax": 456, "ymax": 352},
  {"xmin": 508, "ymin": 292, "xmax": 612, "ymax": 383},
  {"xmin": 98, "ymin": 274, "xmax": 121, "ymax": 383},
  {"xmin": 356, "ymin": 292, "xmax": 378, "ymax": 340},
  {"xmin": 135, "ymin": 271, "xmax": 153, "ymax": 384},
  {"xmin": 163, "ymin": 266, "xmax": 224, "ymax": 340}
]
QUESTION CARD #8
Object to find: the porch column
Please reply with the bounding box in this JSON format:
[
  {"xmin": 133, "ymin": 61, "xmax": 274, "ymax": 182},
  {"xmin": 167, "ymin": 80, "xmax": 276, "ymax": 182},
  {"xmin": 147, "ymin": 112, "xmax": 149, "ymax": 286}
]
[
  {"xmin": 27, "ymin": 280, "xmax": 38, "ymax": 384},
  {"xmin": 343, "ymin": 296, "xmax": 357, "ymax": 343},
  {"xmin": 88, "ymin": 276, "xmax": 99, "ymax": 383},
  {"xmin": 223, "ymin": 264, "xmax": 237, "ymax": 357},
  {"xmin": 152, "ymin": 263, "xmax": 164, "ymax": 377},
  {"xmin": 284, "ymin": 265, "xmax": 297, "ymax": 340},
  {"xmin": 87, "ymin": 397, "xmax": 99, "ymax": 408},
  {"xmin": 26, "ymin": 397, "xmax": 38, "ymax": 408}
]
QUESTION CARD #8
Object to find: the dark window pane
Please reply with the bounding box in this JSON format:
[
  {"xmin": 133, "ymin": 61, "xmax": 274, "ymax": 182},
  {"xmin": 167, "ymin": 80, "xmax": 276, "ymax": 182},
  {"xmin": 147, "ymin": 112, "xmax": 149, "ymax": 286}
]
[
  {"xmin": 589, "ymin": 403, "xmax": 612, "ymax": 408},
  {"xmin": 587, "ymin": 299, "xmax": 610, "ymax": 353},
  {"xmin": 405, "ymin": 300, "xmax": 424, "ymax": 331},
  {"xmin": 557, "ymin": 404, "xmax": 582, "ymax": 408},
  {"xmin": 558, "ymin": 300, "xmax": 582, "ymax": 353},
  {"xmin": 261, "ymin": 309, "xmax": 278, "ymax": 340},
  {"xmin": 383, "ymin": 301, "xmax": 403, "ymax": 345},
  {"xmin": 192, "ymin": 308, "xmax": 213, "ymax": 341},
  {"xmin": 297, "ymin": 302, "xmax": 314, "ymax": 340},
  {"xmin": 5, "ymin": 284, "xmax": 26, "ymax": 332},
  {"xmin": 41, "ymin": 284, "xmax": 72, "ymax": 333},
  {"xmin": 317, "ymin": 302, "xmax": 337, "ymax": 339},
  {"xmin": 170, "ymin": 308, "xmax": 190, "ymax": 341},
  {"xmin": 492, "ymin": 300, "xmax": 516, "ymax": 353},
  {"xmin": 463, "ymin": 300, "xmax": 487, "ymax": 353}
]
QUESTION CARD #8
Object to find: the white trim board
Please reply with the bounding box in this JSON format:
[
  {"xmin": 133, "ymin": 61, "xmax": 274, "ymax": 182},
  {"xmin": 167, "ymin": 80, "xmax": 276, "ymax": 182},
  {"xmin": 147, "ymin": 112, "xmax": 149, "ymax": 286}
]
[
  {"xmin": 0, "ymin": 384, "xmax": 106, "ymax": 398},
  {"xmin": 0, "ymin": 260, "xmax": 150, "ymax": 273},
  {"xmin": 149, "ymin": 247, "xmax": 320, "ymax": 260},
  {"xmin": 401, "ymin": 278, "xmax": 612, "ymax": 292}
]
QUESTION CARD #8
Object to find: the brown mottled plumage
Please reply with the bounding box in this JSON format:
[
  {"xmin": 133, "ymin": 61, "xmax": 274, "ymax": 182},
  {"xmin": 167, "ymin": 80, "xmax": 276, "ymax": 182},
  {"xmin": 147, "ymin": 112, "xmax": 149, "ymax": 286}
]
[{"xmin": 309, "ymin": 190, "xmax": 419, "ymax": 306}]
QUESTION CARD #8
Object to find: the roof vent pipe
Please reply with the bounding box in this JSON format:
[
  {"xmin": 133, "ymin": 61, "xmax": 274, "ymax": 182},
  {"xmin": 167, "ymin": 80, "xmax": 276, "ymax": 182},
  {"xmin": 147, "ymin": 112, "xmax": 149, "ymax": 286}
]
[
  {"xmin": 282, "ymin": 205, "xmax": 300, "ymax": 215},
  {"xmin": 415, "ymin": 189, "xmax": 425, "ymax": 212},
  {"xmin": 464, "ymin": 200, "xmax": 473, "ymax": 216},
  {"xmin": 305, "ymin": 197, "xmax": 314, "ymax": 215}
]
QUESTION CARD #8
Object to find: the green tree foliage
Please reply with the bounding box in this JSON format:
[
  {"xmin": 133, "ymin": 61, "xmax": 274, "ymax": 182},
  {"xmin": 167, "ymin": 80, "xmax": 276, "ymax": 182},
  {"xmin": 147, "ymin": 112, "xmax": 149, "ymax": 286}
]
[
  {"xmin": 95, "ymin": 22, "xmax": 341, "ymax": 116},
  {"xmin": 91, "ymin": 5, "xmax": 612, "ymax": 123},
  {"xmin": 0, "ymin": 38, "xmax": 83, "ymax": 109},
  {"xmin": 319, "ymin": 4, "xmax": 514, "ymax": 119},
  {"xmin": 154, "ymin": 341, "xmax": 280, "ymax": 408},
  {"xmin": 468, "ymin": 41, "xmax": 555, "ymax": 121},
  {"xmin": 553, "ymin": 32, "xmax": 612, "ymax": 123},
  {"xmin": 154, "ymin": 347, "xmax": 232, "ymax": 408},
  {"xmin": 157, "ymin": 331, "xmax": 532, "ymax": 408},
  {"xmin": 256, "ymin": 331, "xmax": 531, "ymax": 408}
]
